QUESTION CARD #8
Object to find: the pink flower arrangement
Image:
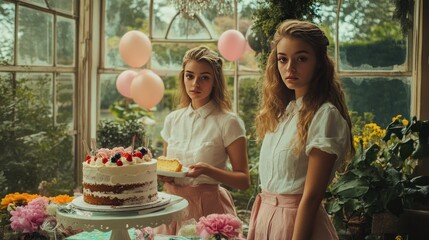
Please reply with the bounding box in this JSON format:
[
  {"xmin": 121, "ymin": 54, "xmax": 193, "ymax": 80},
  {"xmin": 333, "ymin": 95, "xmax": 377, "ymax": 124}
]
[
  {"xmin": 196, "ymin": 213, "xmax": 242, "ymax": 240},
  {"xmin": 10, "ymin": 197, "xmax": 49, "ymax": 233},
  {"xmin": 1, "ymin": 192, "xmax": 78, "ymax": 239}
]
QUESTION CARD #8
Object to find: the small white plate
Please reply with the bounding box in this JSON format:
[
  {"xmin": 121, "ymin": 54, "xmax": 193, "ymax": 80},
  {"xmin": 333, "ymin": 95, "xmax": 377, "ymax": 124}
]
[
  {"xmin": 71, "ymin": 192, "xmax": 171, "ymax": 212},
  {"xmin": 157, "ymin": 166, "xmax": 189, "ymax": 178}
]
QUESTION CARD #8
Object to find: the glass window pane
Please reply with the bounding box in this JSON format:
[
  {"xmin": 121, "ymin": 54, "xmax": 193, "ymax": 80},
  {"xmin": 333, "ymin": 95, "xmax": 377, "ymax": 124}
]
[
  {"xmin": 100, "ymin": 74, "xmax": 124, "ymax": 120},
  {"xmin": 152, "ymin": 1, "xmax": 178, "ymax": 39},
  {"xmin": 18, "ymin": 6, "xmax": 53, "ymax": 66},
  {"xmin": 193, "ymin": 2, "xmax": 234, "ymax": 36},
  {"xmin": 151, "ymin": 42, "xmax": 218, "ymax": 70},
  {"xmin": 16, "ymin": 73, "xmax": 53, "ymax": 117},
  {"xmin": 165, "ymin": 14, "xmax": 212, "ymax": 39},
  {"xmin": 238, "ymin": 76, "xmax": 259, "ymax": 134},
  {"xmin": 314, "ymin": 1, "xmax": 337, "ymax": 59},
  {"xmin": 47, "ymin": 0, "xmax": 75, "ymax": 14},
  {"xmin": 1, "ymin": 72, "xmax": 75, "ymax": 195},
  {"xmin": 238, "ymin": 1, "xmax": 259, "ymax": 71},
  {"xmin": 0, "ymin": 0, "xmax": 15, "ymax": 65},
  {"xmin": 238, "ymin": 76, "xmax": 260, "ymax": 164},
  {"xmin": 342, "ymin": 77, "xmax": 411, "ymax": 127},
  {"xmin": 56, "ymin": 73, "xmax": 74, "ymax": 126},
  {"xmin": 104, "ymin": 0, "xmax": 149, "ymax": 68},
  {"xmin": 338, "ymin": 0, "xmax": 408, "ymax": 70},
  {"xmin": 57, "ymin": 16, "xmax": 76, "ymax": 66},
  {"xmin": 153, "ymin": 0, "xmax": 234, "ymax": 39},
  {"xmin": 22, "ymin": 0, "xmax": 47, "ymax": 8}
]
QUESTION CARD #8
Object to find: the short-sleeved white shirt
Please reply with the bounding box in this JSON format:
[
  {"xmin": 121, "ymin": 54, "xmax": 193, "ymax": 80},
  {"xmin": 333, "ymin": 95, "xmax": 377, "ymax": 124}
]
[
  {"xmin": 161, "ymin": 101, "xmax": 246, "ymax": 186},
  {"xmin": 259, "ymin": 98, "xmax": 351, "ymax": 194}
]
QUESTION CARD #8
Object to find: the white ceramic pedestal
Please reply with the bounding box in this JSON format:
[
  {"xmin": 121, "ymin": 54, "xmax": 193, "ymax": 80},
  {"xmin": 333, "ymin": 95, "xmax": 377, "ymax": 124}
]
[{"xmin": 56, "ymin": 194, "xmax": 188, "ymax": 240}]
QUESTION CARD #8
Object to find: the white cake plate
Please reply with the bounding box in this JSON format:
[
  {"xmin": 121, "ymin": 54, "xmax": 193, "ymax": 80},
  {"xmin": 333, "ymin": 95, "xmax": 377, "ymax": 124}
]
[
  {"xmin": 71, "ymin": 192, "xmax": 171, "ymax": 212},
  {"xmin": 157, "ymin": 166, "xmax": 189, "ymax": 178},
  {"xmin": 57, "ymin": 193, "xmax": 188, "ymax": 240}
]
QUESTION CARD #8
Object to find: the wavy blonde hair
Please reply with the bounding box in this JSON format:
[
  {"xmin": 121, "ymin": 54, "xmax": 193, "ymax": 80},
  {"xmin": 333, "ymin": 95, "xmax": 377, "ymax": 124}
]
[
  {"xmin": 255, "ymin": 19, "xmax": 355, "ymax": 157},
  {"xmin": 177, "ymin": 46, "xmax": 231, "ymax": 112}
]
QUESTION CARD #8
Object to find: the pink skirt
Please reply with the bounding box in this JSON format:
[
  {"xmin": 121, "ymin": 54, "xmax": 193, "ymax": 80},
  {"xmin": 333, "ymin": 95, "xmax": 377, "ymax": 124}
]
[
  {"xmin": 247, "ymin": 191, "xmax": 338, "ymax": 240},
  {"xmin": 155, "ymin": 183, "xmax": 238, "ymax": 235}
]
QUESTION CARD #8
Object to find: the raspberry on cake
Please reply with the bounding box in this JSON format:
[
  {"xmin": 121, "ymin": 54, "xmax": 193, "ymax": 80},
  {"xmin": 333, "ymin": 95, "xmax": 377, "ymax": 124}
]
[
  {"xmin": 82, "ymin": 146, "xmax": 158, "ymax": 206},
  {"xmin": 157, "ymin": 156, "xmax": 183, "ymax": 172}
]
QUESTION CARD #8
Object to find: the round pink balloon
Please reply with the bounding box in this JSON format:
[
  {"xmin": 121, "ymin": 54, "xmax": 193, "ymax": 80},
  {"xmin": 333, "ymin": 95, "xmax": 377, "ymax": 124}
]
[
  {"xmin": 119, "ymin": 30, "xmax": 152, "ymax": 68},
  {"xmin": 130, "ymin": 70, "xmax": 165, "ymax": 110},
  {"xmin": 217, "ymin": 29, "xmax": 246, "ymax": 61},
  {"xmin": 116, "ymin": 70, "xmax": 138, "ymax": 98}
]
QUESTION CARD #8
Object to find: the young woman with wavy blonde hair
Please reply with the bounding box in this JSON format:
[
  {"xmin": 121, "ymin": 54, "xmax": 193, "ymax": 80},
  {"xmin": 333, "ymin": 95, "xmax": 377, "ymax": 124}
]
[
  {"xmin": 157, "ymin": 46, "xmax": 250, "ymax": 235},
  {"xmin": 248, "ymin": 19, "xmax": 354, "ymax": 240}
]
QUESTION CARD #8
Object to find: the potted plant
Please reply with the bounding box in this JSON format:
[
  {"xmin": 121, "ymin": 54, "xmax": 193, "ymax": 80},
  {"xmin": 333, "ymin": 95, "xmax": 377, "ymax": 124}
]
[
  {"xmin": 325, "ymin": 115, "xmax": 429, "ymax": 239},
  {"xmin": 97, "ymin": 99, "xmax": 153, "ymax": 149}
]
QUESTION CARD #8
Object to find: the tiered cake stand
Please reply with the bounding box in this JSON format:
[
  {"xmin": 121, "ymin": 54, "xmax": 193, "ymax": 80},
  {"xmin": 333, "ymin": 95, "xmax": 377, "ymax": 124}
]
[{"xmin": 56, "ymin": 193, "xmax": 188, "ymax": 240}]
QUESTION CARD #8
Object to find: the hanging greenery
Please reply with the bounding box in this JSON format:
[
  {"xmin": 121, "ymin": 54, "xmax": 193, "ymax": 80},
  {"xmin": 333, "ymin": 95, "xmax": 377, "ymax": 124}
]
[{"xmin": 250, "ymin": 0, "xmax": 320, "ymax": 69}]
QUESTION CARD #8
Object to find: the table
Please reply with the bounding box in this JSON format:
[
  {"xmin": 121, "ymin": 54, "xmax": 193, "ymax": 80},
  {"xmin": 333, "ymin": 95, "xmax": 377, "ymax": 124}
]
[{"xmin": 56, "ymin": 194, "xmax": 188, "ymax": 240}]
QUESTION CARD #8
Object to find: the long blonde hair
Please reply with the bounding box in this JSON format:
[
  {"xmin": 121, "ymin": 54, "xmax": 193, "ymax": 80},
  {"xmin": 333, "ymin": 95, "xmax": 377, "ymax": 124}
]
[
  {"xmin": 255, "ymin": 19, "xmax": 354, "ymax": 156},
  {"xmin": 177, "ymin": 46, "xmax": 231, "ymax": 112}
]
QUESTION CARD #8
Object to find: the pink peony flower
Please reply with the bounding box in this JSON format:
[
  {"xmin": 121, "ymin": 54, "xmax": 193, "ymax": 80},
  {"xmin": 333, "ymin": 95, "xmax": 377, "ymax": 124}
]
[
  {"xmin": 10, "ymin": 197, "xmax": 48, "ymax": 233},
  {"xmin": 196, "ymin": 213, "xmax": 242, "ymax": 239}
]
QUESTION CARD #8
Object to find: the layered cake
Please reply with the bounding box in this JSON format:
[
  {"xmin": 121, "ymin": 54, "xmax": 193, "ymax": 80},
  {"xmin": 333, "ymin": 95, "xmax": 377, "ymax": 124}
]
[
  {"xmin": 82, "ymin": 146, "xmax": 158, "ymax": 206},
  {"xmin": 157, "ymin": 156, "xmax": 183, "ymax": 172}
]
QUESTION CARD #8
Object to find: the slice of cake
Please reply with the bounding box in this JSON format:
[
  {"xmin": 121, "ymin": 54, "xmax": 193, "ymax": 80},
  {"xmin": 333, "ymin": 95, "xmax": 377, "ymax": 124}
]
[{"xmin": 157, "ymin": 156, "xmax": 183, "ymax": 172}]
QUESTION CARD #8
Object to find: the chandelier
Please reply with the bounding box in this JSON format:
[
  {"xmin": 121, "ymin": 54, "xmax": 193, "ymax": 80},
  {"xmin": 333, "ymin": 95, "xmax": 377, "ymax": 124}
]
[{"xmin": 169, "ymin": 0, "xmax": 233, "ymax": 19}]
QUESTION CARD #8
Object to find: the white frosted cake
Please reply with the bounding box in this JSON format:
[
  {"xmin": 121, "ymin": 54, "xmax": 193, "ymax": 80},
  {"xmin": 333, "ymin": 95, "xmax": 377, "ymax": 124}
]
[{"xmin": 82, "ymin": 147, "xmax": 158, "ymax": 206}]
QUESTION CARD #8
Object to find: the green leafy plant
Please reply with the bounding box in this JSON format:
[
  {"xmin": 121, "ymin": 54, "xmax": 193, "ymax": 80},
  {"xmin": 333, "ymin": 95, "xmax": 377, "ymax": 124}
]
[
  {"xmin": 108, "ymin": 99, "xmax": 153, "ymax": 122},
  {"xmin": 96, "ymin": 119, "xmax": 146, "ymax": 149},
  {"xmin": 0, "ymin": 76, "xmax": 74, "ymax": 197},
  {"xmin": 97, "ymin": 100, "xmax": 153, "ymax": 149},
  {"xmin": 325, "ymin": 115, "xmax": 429, "ymax": 237}
]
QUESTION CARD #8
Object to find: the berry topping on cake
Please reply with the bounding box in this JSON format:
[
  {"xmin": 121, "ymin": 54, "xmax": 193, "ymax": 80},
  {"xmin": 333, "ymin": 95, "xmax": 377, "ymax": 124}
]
[
  {"xmin": 84, "ymin": 146, "xmax": 154, "ymax": 166},
  {"xmin": 111, "ymin": 153, "xmax": 121, "ymax": 163},
  {"xmin": 139, "ymin": 147, "xmax": 148, "ymax": 156},
  {"xmin": 133, "ymin": 152, "xmax": 143, "ymax": 159}
]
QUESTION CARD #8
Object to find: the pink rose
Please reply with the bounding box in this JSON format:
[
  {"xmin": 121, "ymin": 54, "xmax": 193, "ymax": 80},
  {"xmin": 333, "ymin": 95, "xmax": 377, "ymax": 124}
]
[{"xmin": 196, "ymin": 214, "xmax": 242, "ymax": 239}]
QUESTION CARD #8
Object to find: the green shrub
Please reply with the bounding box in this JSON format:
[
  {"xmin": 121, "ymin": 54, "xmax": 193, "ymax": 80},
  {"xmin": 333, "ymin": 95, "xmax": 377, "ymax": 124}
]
[{"xmin": 0, "ymin": 76, "xmax": 74, "ymax": 196}]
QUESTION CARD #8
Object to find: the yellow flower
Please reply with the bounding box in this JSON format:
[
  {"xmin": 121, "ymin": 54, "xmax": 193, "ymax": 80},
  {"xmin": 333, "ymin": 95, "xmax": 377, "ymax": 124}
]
[
  {"xmin": 402, "ymin": 119, "xmax": 409, "ymax": 126},
  {"xmin": 2, "ymin": 193, "xmax": 74, "ymax": 209},
  {"xmin": 49, "ymin": 194, "xmax": 74, "ymax": 204},
  {"xmin": 392, "ymin": 114, "xmax": 402, "ymax": 122},
  {"xmin": 1, "ymin": 192, "xmax": 40, "ymax": 209}
]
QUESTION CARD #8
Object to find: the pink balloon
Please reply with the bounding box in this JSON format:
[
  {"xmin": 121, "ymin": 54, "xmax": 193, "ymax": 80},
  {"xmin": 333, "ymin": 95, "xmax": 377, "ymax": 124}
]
[
  {"xmin": 217, "ymin": 29, "xmax": 246, "ymax": 61},
  {"xmin": 130, "ymin": 70, "xmax": 165, "ymax": 110},
  {"xmin": 119, "ymin": 30, "xmax": 152, "ymax": 68},
  {"xmin": 116, "ymin": 70, "xmax": 138, "ymax": 98}
]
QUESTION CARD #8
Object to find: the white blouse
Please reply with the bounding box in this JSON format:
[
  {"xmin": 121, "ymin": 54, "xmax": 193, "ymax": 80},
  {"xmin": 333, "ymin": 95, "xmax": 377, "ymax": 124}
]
[
  {"xmin": 259, "ymin": 98, "xmax": 351, "ymax": 194},
  {"xmin": 161, "ymin": 101, "xmax": 246, "ymax": 186}
]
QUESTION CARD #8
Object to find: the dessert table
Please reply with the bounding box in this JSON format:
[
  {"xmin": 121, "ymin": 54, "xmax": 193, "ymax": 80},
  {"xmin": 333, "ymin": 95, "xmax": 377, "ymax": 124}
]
[{"xmin": 56, "ymin": 194, "xmax": 188, "ymax": 240}]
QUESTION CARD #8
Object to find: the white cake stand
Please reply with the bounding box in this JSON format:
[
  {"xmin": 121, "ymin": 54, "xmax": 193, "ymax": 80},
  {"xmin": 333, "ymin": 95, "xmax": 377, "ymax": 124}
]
[{"xmin": 56, "ymin": 193, "xmax": 188, "ymax": 240}]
